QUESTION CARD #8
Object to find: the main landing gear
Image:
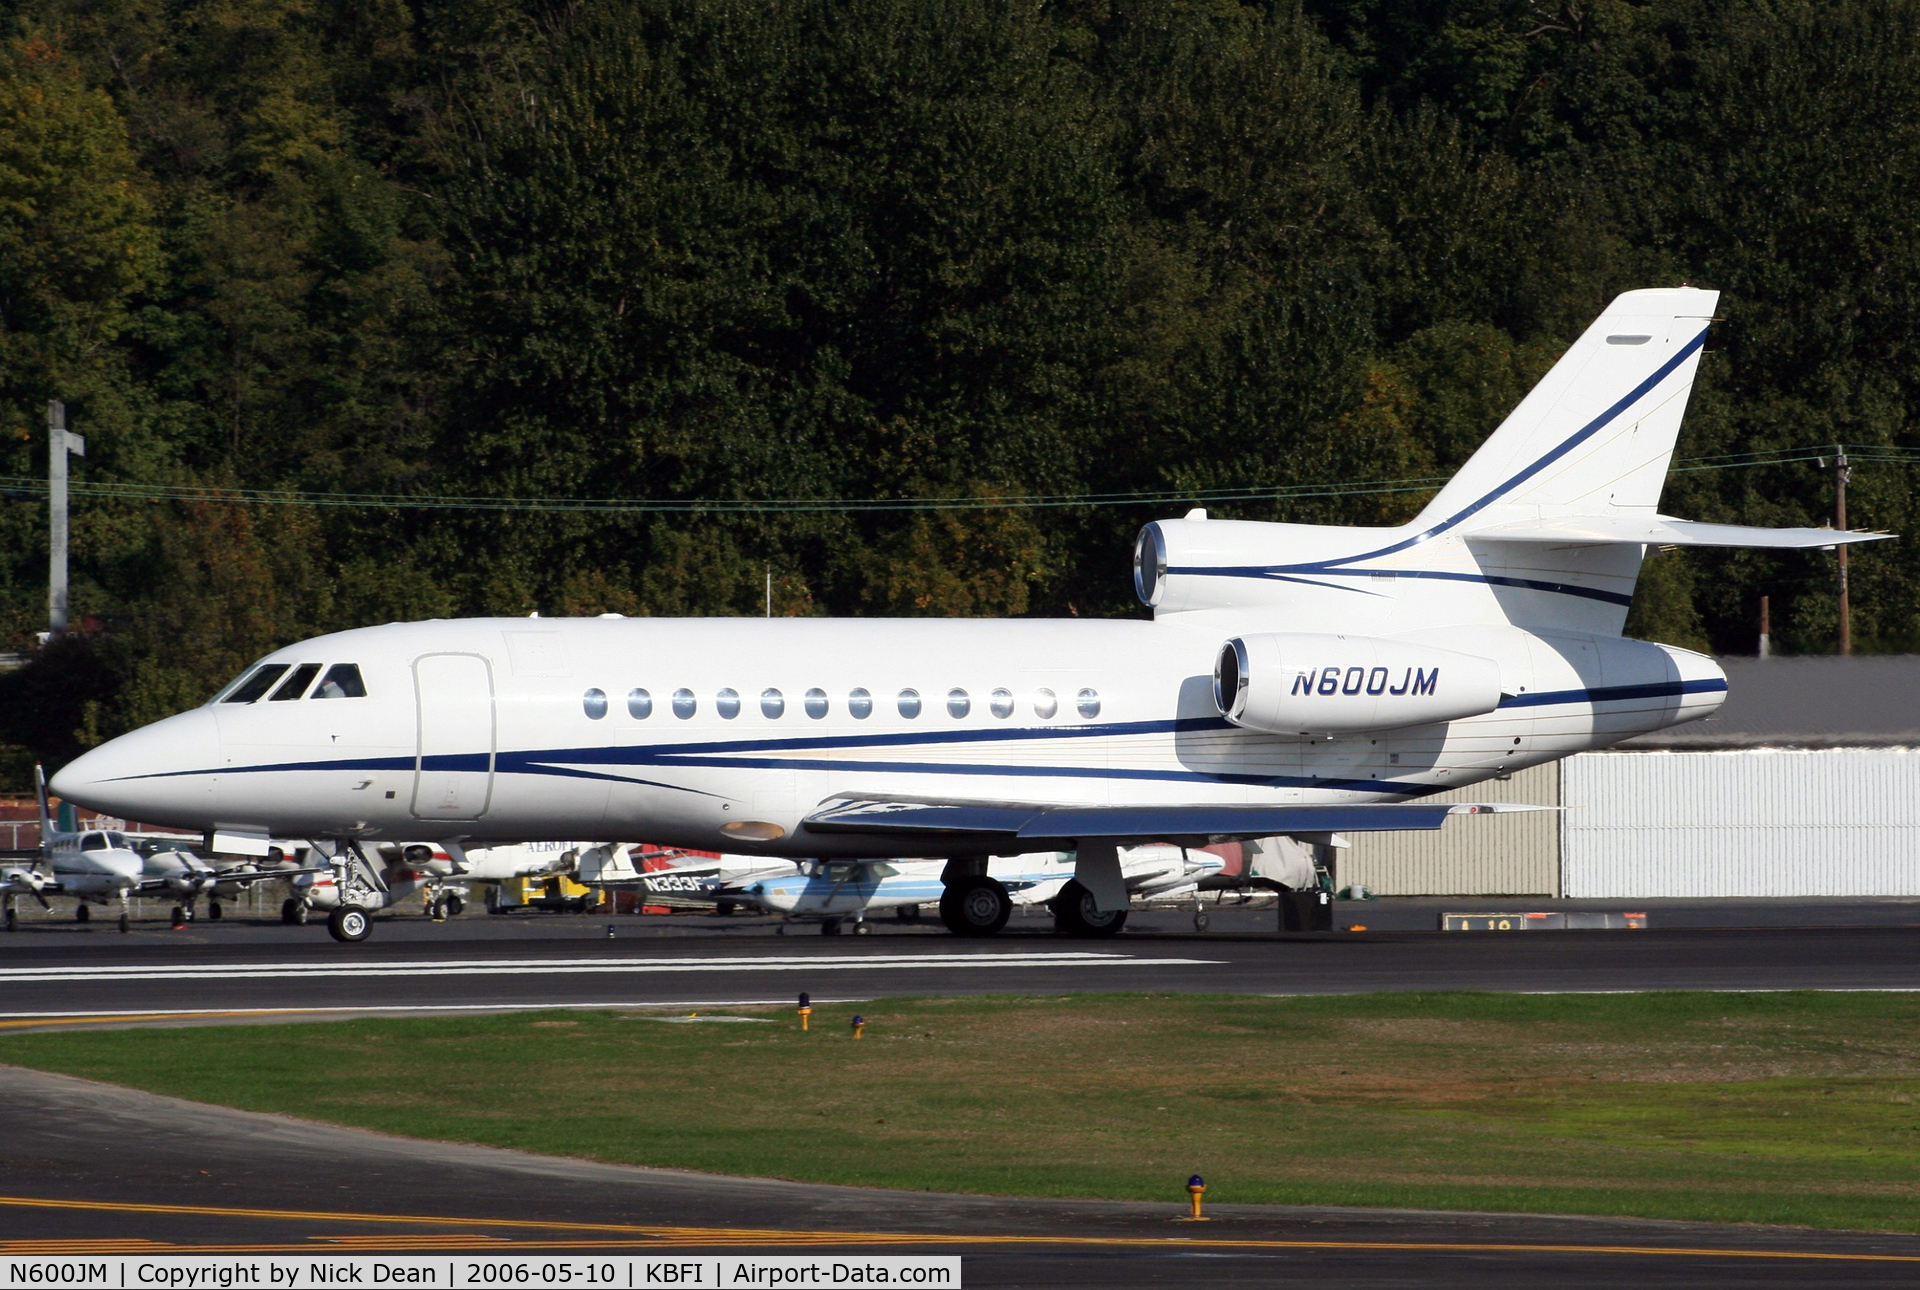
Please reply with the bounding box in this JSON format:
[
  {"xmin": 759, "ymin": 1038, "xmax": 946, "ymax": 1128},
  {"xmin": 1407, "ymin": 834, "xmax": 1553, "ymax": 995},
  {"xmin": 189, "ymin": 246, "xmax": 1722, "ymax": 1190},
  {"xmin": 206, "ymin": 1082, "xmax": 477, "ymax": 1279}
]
[
  {"xmin": 281, "ymin": 897, "xmax": 310, "ymax": 925},
  {"xmin": 939, "ymin": 875, "xmax": 1011, "ymax": 937},
  {"xmin": 1050, "ymin": 880, "xmax": 1128, "ymax": 938}
]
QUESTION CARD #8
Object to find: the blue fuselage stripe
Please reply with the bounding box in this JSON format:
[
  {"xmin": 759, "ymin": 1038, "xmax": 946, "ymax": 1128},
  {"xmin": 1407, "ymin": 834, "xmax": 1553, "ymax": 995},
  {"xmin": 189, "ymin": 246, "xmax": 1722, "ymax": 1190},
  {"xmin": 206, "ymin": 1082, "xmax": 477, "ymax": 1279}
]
[{"xmin": 112, "ymin": 681, "xmax": 1719, "ymax": 795}]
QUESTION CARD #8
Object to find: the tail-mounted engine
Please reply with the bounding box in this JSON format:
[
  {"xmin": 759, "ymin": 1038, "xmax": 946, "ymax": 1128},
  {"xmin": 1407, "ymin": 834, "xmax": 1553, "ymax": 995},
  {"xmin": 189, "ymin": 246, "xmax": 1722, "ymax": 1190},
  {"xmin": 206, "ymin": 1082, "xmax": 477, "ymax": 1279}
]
[{"xmin": 1214, "ymin": 632, "xmax": 1503, "ymax": 736}]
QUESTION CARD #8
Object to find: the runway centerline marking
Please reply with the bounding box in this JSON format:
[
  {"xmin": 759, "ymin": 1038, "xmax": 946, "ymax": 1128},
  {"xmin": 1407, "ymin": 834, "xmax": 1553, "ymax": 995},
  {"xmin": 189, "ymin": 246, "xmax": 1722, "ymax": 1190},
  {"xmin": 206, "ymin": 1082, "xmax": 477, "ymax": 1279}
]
[
  {"xmin": 1, "ymin": 1196, "xmax": 1916, "ymax": 1264},
  {"xmin": 0, "ymin": 950, "xmax": 1221, "ymax": 985}
]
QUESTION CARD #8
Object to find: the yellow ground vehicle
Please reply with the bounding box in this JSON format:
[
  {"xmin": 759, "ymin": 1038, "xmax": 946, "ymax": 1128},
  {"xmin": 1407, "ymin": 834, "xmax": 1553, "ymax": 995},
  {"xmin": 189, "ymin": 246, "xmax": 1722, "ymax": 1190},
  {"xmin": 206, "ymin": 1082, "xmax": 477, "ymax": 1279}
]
[{"xmin": 485, "ymin": 872, "xmax": 602, "ymax": 914}]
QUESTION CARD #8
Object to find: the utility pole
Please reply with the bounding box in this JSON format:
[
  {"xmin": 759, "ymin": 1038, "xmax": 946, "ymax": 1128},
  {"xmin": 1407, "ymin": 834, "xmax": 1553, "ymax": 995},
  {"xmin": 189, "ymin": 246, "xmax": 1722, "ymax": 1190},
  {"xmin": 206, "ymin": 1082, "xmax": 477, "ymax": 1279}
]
[
  {"xmin": 1834, "ymin": 445, "xmax": 1851, "ymax": 656},
  {"xmin": 46, "ymin": 400, "xmax": 85, "ymax": 640}
]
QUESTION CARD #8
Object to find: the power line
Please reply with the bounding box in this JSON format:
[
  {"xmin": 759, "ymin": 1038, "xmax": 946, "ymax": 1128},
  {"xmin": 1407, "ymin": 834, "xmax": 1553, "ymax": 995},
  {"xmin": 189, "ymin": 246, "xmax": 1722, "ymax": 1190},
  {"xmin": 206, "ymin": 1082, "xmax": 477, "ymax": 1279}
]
[{"xmin": 0, "ymin": 442, "xmax": 1909, "ymax": 516}]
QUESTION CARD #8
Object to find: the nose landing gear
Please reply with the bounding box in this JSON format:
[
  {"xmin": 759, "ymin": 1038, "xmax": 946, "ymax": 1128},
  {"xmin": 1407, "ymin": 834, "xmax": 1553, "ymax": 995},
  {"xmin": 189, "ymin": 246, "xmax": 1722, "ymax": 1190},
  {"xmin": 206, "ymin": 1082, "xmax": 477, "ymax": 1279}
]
[{"xmin": 327, "ymin": 905, "xmax": 371, "ymax": 943}]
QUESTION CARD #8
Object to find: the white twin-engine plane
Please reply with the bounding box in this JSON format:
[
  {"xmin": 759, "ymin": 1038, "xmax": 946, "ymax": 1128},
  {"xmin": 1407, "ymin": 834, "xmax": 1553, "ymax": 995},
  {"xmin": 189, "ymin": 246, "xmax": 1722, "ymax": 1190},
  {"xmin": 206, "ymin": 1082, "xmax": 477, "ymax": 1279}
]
[{"xmin": 52, "ymin": 289, "xmax": 1889, "ymax": 942}]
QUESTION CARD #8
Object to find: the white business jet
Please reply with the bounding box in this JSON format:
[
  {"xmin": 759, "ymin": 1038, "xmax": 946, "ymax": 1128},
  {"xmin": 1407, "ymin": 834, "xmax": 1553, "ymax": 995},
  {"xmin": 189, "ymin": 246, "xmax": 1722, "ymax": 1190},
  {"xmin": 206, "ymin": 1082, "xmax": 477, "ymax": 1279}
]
[{"xmin": 50, "ymin": 289, "xmax": 1891, "ymax": 943}]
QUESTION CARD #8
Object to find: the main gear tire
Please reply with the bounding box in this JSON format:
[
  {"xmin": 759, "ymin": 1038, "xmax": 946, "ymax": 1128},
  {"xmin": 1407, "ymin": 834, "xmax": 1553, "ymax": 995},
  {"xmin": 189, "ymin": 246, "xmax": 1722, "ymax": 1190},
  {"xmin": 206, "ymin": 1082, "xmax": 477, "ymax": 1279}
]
[
  {"xmin": 1051, "ymin": 880, "xmax": 1128, "ymax": 938},
  {"xmin": 75, "ymin": 904, "xmax": 90, "ymax": 924},
  {"xmin": 939, "ymin": 876, "xmax": 1011, "ymax": 937},
  {"xmin": 208, "ymin": 901, "xmax": 223, "ymax": 921},
  {"xmin": 327, "ymin": 905, "xmax": 372, "ymax": 943}
]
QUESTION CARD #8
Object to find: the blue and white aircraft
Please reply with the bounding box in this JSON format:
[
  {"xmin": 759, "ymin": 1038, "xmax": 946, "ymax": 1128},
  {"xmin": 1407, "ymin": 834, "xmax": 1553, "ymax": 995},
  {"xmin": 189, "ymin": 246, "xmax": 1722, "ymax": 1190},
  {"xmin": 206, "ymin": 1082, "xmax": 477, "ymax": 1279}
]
[
  {"xmin": 739, "ymin": 846, "xmax": 1228, "ymax": 935},
  {"xmin": 51, "ymin": 288, "xmax": 1890, "ymax": 942}
]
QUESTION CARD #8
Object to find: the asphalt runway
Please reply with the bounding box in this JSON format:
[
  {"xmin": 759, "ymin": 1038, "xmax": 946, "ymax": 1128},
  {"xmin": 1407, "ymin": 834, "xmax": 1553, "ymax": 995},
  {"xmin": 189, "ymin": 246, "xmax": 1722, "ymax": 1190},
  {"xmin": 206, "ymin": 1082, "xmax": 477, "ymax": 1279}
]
[
  {"xmin": 3, "ymin": 1065, "xmax": 1918, "ymax": 1287},
  {"xmin": 4, "ymin": 902, "xmax": 1920, "ymax": 1029}
]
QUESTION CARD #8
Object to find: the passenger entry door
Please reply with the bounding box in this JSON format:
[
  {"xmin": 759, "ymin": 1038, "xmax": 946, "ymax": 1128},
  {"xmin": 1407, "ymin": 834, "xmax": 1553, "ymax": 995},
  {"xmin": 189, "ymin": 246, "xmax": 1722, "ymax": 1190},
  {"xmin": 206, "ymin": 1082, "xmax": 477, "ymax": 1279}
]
[{"xmin": 412, "ymin": 654, "xmax": 495, "ymax": 820}]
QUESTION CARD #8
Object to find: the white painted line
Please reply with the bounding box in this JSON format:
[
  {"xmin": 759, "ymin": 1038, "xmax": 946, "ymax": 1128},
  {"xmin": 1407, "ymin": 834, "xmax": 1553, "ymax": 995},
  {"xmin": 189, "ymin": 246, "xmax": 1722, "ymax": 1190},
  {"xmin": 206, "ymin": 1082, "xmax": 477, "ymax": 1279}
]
[
  {"xmin": 0, "ymin": 999, "xmax": 867, "ymax": 1021},
  {"xmin": 0, "ymin": 952, "xmax": 1132, "ymax": 976},
  {"xmin": 0, "ymin": 951, "xmax": 1222, "ymax": 984}
]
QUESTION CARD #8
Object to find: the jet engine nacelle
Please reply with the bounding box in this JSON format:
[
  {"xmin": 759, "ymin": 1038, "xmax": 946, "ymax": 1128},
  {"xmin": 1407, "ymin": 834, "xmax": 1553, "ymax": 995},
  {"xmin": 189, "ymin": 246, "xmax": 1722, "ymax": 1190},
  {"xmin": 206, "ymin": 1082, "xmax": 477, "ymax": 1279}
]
[{"xmin": 1214, "ymin": 632, "xmax": 1504, "ymax": 736}]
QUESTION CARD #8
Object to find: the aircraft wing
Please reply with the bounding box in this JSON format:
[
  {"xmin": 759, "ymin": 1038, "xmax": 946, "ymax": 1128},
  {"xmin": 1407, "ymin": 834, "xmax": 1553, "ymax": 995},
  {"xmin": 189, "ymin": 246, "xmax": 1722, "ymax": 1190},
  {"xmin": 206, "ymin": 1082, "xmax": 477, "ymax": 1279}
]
[
  {"xmin": 803, "ymin": 798, "xmax": 1535, "ymax": 846},
  {"xmin": 133, "ymin": 864, "xmax": 327, "ymax": 895},
  {"xmin": 1469, "ymin": 515, "xmax": 1892, "ymax": 548}
]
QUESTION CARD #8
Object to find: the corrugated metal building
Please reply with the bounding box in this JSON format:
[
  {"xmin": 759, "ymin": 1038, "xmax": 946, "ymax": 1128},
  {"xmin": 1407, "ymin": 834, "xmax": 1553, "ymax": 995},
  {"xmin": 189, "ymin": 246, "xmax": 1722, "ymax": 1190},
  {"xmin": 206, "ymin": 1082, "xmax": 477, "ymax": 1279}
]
[{"xmin": 1338, "ymin": 656, "xmax": 1920, "ymax": 899}]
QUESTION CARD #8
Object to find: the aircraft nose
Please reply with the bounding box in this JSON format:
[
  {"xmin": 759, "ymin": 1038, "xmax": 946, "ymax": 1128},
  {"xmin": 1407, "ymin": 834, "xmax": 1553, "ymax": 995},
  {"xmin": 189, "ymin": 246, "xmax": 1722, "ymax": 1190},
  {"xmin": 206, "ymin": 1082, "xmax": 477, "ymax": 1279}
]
[{"xmin": 50, "ymin": 708, "xmax": 220, "ymax": 829}]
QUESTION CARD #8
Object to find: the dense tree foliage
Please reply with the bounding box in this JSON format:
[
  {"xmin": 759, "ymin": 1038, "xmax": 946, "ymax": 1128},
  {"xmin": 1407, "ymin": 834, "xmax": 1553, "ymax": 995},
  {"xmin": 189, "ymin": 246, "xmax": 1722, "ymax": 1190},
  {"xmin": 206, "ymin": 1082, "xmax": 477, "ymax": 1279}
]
[{"xmin": 2, "ymin": 0, "xmax": 1918, "ymax": 779}]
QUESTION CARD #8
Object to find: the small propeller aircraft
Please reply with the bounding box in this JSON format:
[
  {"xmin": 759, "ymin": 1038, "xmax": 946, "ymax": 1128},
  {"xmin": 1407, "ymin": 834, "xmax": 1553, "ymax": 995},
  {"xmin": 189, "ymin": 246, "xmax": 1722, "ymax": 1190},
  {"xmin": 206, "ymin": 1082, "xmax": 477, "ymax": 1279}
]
[{"xmin": 1, "ymin": 767, "xmax": 309, "ymax": 931}]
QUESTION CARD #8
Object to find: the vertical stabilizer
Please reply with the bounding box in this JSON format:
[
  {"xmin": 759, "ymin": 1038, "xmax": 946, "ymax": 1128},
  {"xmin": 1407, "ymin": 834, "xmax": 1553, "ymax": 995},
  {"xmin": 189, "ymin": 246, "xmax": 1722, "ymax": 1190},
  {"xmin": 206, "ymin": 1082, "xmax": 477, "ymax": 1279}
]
[
  {"xmin": 34, "ymin": 763, "xmax": 53, "ymax": 852},
  {"xmin": 1414, "ymin": 288, "xmax": 1719, "ymax": 530}
]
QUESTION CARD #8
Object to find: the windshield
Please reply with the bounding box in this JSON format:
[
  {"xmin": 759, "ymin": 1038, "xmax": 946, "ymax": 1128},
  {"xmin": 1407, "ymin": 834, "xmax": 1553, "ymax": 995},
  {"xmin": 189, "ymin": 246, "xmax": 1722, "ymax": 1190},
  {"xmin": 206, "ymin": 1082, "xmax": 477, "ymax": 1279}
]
[{"xmin": 221, "ymin": 663, "xmax": 290, "ymax": 705}]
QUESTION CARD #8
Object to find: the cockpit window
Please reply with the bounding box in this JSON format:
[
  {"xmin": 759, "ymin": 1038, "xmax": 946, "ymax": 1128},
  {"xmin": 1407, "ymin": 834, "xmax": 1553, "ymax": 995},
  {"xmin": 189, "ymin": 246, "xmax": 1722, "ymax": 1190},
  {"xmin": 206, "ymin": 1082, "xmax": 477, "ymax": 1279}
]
[
  {"xmin": 80, "ymin": 833, "xmax": 106, "ymax": 851},
  {"xmin": 310, "ymin": 663, "xmax": 366, "ymax": 699},
  {"xmin": 106, "ymin": 832, "xmax": 129, "ymax": 848},
  {"xmin": 223, "ymin": 664, "xmax": 290, "ymax": 704},
  {"xmin": 269, "ymin": 663, "xmax": 322, "ymax": 701}
]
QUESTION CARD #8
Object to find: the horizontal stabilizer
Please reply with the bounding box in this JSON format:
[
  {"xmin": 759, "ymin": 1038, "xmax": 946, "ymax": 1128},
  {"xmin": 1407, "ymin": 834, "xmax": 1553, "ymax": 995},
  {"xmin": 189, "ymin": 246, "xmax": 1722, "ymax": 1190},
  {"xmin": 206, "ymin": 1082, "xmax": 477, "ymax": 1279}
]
[
  {"xmin": 805, "ymin": 798, "xmax": 1545, "ymax": 843},
  {"xmin": 1470, "ymin": 516, "xmax": 1893, "ymax": 549}
]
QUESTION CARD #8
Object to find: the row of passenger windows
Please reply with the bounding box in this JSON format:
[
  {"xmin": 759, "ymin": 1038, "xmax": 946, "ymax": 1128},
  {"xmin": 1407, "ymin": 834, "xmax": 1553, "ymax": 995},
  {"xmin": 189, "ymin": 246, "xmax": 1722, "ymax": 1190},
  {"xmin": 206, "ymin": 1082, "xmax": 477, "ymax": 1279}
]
[
  {"xmin": 584, "ymin": 686, "xmax": 1102, "ymax": 722},
  {"xmin": 220, "ymin": 662, "xmax": 367, "ymax": 704}
]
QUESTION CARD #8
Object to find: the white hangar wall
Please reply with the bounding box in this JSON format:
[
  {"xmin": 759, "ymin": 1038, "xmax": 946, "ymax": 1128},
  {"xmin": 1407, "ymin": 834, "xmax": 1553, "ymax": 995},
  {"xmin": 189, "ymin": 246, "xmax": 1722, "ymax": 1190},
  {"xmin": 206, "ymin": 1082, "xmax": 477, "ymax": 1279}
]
[
  {"xmin": 1336, "ymin": 761, "xmax": 1561, "ymax": 897},
  {"xmin": 1562, "ymin": 748, "xmax": 1920, "ymax": 898}
]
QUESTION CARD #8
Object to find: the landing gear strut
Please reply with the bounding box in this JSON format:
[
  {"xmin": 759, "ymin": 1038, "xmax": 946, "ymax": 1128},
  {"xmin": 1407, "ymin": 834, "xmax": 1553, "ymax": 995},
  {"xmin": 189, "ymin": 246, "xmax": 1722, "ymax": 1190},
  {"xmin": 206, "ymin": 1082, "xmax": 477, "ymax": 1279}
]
[{"xmin": 118, "ymin": 888, "xmax": 131, "ymax": 934}]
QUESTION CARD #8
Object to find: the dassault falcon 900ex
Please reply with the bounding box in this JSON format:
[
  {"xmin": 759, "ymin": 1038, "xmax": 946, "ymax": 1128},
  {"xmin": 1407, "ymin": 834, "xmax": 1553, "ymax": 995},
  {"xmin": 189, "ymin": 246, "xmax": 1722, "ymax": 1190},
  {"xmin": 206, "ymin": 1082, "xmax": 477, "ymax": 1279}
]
[{"xmin": 52, "ymin": 289, "xmax": 1891, "ymax": 942}]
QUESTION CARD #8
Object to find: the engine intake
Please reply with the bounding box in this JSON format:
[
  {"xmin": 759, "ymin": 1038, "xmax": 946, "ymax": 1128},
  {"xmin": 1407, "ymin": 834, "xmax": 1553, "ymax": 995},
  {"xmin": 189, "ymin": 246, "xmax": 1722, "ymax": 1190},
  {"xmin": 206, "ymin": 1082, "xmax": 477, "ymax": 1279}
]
[{"xmin": 1214, "ymin": 632, "xmax": 1503, "ymax": 735}]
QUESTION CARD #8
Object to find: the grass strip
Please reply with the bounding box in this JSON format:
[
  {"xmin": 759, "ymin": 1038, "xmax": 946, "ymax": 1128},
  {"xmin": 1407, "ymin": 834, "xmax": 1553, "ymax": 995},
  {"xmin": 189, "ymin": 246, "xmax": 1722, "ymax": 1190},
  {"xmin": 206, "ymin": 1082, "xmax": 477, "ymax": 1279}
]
[{"xmin": 5, "ymin": 991, "xmax": 1920, "ymax": 1231}]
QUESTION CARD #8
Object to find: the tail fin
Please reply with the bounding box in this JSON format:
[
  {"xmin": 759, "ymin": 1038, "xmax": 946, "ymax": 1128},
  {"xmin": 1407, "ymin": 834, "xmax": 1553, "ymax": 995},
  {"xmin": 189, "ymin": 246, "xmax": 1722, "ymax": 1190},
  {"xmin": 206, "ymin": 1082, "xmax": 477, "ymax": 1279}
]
[
  {"xmin": 1413, "ymin": 287, "xmax": 1719, "ymax": 530},
  {"xmin": 34, "ymin": 763, "xmax": 52, "ymax": 850}
]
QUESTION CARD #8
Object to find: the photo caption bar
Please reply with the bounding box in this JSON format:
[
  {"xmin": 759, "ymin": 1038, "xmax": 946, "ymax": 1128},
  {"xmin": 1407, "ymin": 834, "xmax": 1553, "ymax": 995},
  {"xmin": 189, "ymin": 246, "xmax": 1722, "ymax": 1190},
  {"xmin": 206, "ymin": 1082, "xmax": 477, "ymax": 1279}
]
[{"xmin": 2, "ymin": 1257, "xmax": 960, "ymax": 1289}]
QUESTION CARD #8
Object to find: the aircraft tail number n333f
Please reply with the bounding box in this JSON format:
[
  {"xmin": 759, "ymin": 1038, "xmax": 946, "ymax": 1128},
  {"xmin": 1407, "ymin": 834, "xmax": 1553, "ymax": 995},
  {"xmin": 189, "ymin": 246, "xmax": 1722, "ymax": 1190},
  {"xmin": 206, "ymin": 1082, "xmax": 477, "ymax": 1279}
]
[{"xmin": 52, "ymin": 288, "xmax": 1892, "ymax": 941}]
